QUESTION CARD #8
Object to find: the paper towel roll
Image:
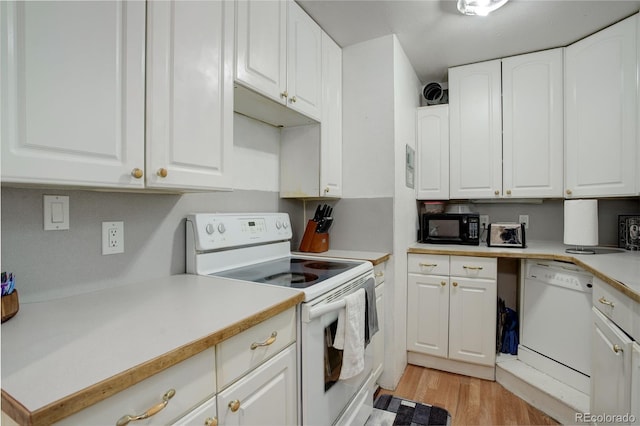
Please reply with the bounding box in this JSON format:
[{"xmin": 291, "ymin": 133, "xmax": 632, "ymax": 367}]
[{"xmin": 564, "ymin": 199, "xmax": 598, "ymax": 246}]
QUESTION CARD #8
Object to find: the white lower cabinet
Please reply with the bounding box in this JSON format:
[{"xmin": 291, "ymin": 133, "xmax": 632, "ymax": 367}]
[
  {"xmin": 407, "ymin": 254, "xmax": 497, "ymax": 376},
  {"xmin": 591, "ymin": 307, "xmax": 633, "ymax": 421},
  {"xmin": 174, "ymin": 395, "xmax": 217, "ymax": 426},
  {"xmin": 372, "ymin": 260, "xmax": 387, "ymax": 382},
  {"xmin": 217, "ymin": 344, "xmax": 297, "ymax": 426},
  {"xmin": 54, "ymin": 348, "xmax": 216, "ymax": 425},
  {"xmin": 632, "ymin": 342, "xmax": 640, "ymax": 422}
]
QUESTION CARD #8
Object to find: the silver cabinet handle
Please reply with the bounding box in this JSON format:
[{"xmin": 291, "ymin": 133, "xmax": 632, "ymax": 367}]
[
  {"xmin": 251, "ymin": 331, "xmax": 277, "ymax": 350},
  {"xmin": 419, "ymin": 263, "xmax": 437, "ymax": 268},
  {"xmin": 598, "ymin": 297, "xmax": 615, "ymax": 308},
  {"xmin": 463, "ymin": 265, "xmax": 483, "ymax": 270},
  {"xmin": 116, "ymin": 389, "xmax": 175, "ymax": 426}
]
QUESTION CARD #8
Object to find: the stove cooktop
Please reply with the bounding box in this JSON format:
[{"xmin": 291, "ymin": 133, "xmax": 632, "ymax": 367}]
[{"xmin": 212, "ymin": 257, "xmax": 362, "ymax": 289}]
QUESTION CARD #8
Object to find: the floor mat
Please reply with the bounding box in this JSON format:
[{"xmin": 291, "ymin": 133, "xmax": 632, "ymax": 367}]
[{"xmin": 366, "ymin": 394, "xmax": 452, "ymax": 426}]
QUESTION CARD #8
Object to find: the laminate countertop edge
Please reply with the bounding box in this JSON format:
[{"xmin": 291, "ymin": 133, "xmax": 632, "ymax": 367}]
[
  {"xmin": 408, "ymin": 241, "xmax": 640, "ymax": 304},
  {"xmin": 1, "ymin": 274, "xmax": 304, "ymax": 426}
]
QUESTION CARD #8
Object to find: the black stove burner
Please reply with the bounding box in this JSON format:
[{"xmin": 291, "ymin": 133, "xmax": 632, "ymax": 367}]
[
  {"xmin": 263, "ymin": 272, "xmax": 319, "ymax": 285},
  {"xmin": 304, "ymin": 261, "xmax": 349, "ymax": 270},
  {"xmin": 290, "ymin": 258, "xmax": 308, "ymax": 263}
]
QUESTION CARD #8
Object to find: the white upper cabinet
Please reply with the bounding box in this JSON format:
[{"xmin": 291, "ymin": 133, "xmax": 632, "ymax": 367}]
[
  {"xmin": 449, "ymin": 49, "xmax": 564, "ymax": 200},
  {"xmin": 235, "ymin": 0, "xmax": 287, "ymax": 104},
  {"xmin": 146, "ymin": 0, "xmax": 233, "ymax": 191},
  {"xmin": 416, "ymin": 105, "xmax": 449, "ymax": 200},
  {"xmin": 565, "ymin": 14, "xmax": 638, "ymax": 198},
  {"xmin": 320, "ymin": 33, "xmax": 343, "ymax": 198},
  {"xmin": 449, "ymin": 60, "xmax": 502, "ymax": 199},
  {"xmin": 1, "ymin": 1, "xmax": 146, "ymax": 188},
  {"xmin": 502, "ymin": 48, "xmax": 564, "ymax": 198},
  {"xmin": 235, "ymin": 0, "xmax": 322, "ymax": 122}
]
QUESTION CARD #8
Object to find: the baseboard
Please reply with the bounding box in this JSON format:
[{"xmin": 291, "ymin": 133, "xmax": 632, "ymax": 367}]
[
  {"xmin": 407, "ymin": 351, "xmax": 496, "ymax": 381},
  {"xmin": 496, "ymin": 354, "xmax": 589, "ymax": 425}
]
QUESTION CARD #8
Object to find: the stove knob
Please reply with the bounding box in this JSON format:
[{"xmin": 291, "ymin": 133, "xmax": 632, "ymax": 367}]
[
  {"xmin": 283, "ymin": 221, "xmax": 289, "ymax": 229},
  {"xmin": 275, "ymin": 220, "xmax": 282, "ymax": 229},
  {"xmin": 217, "ymin": 223, "xmax": 226, "ymax": 234},
  {"xmin": 205, "ymin": 224, "xmax": 215, "ymax": 235}
]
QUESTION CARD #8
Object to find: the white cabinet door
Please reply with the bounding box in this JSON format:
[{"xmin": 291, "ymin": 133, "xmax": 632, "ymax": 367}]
[
  {"xmin": 449, "ymin": 60, "xmax": 502, "ymax": 199},
  {"xmin": 173, "ymin": 395, "xmax": 216, "ymax": 426},
  {"xmin": 0, "ymin": 1, "xmax": 145, "ymax": 188},
  {"xmin": 632, "ymin": 342, "xmax": 640, "ymax": 422},
  {"xmin": 416, "ymin": 105, "xmax": 449, "ymax": 200},
  {"xmin": 235, "ymin": 0, "xmax": 287, "ymax": 105},
  {"xmin": 217, "ymin": 345, "xmax": 297, "ymax": 426},
  {"xmin": 372, "ymin": 282, "xmax": 385, "ymax": 381},
  {"xmin": 591, "ymin": 307, "xmax": 633, "ymax": 418},
  {"xmin": 407, "ymin": 274, "xmax": 450, "ymax": 358},
  {"xmin": 502, "ymin": 48, "xmax": 564, "ymax": 198},
  {"xmin": 286, "ymin": 1, "xmax": 322, "ymax": 121},
  {"xmin": 448, "ymin": 277, "xmax": 497, "ymax": 366},
  {"xmin": 320, "ymin": 32, "xmax": 343, "ymax": 198},
  {"xmin": 565, "ymin": 14, "xmax": 638, "ymax": 198},
  {"xmin": 146, "ymin": 0, "xmax": 233, "ymax": 191}
]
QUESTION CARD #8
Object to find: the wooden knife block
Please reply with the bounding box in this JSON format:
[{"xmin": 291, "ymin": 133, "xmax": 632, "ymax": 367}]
[
  {"xmin": 299, "ymin": 220, "xmax": 329, "ymax": 253},
  {"xmin": 1, "ymin": 290, "xmax": 19, "ymax": 323}
]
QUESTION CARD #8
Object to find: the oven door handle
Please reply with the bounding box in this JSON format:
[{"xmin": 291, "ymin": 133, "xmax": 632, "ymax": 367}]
[{"xmin": 303, "ymin": 299, "xmax": 346, "ymax": 323}]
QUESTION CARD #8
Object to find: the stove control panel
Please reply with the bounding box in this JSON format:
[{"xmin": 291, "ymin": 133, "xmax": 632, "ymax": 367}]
[{"xmin": 187, "ymin": 213, "xmax": 292, "ymax": 251}]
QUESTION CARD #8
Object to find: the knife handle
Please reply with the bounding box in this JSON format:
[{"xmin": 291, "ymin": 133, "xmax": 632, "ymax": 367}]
[{"xmin": 299, "ymin": 220, "xmax": 318, "ymax": 252}]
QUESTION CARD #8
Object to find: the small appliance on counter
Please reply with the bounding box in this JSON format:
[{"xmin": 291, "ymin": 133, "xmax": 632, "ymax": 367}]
[
  {"xmin": 618, "ymin": 214, "xmax": 640, "ymax": 251},
  {"xmin": 420, "ymin": 212, "xmax": 480, "ymax": 245},
  {"xmin": 487, "ymin": 223, "xmax": 526, "ymax": 248}
]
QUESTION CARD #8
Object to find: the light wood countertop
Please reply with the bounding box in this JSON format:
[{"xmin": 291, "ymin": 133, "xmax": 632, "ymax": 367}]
[
  {"xmin": 408, "ymin": 240, "xmax": 640, "ymax": 303},
  {"xmin": 0, "ymin": 274, "xmax": 304, "ymax": 425},
  {"xmin": 293, "ymin": 250, "xmax": 391, "ymax": 265}
]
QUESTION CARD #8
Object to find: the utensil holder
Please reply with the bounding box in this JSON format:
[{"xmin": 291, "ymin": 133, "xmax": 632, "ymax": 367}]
[{"xmin": 1, "ymin": 290, "xmax": 19, "ymax": 323}]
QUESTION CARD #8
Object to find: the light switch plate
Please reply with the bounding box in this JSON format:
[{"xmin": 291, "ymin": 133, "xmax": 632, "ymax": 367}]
[{"xmin": 43, "ymin": 195, "xmax": 69, "ymax": 230}]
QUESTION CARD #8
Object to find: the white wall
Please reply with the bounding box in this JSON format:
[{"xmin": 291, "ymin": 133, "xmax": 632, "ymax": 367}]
[
  {"xmin": 342, "ymin": 36, "xmax": 395, "ymax": 199},
  {"xmin": 389, "ymin": 35, "xmax": 422, "ymax": 388},
  {"xmin": 233, "ymin": 113, "xmax": 281, "ymax": 191}
]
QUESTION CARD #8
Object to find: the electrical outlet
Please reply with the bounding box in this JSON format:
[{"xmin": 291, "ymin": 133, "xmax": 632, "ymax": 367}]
[
  {"xmin": 519, "ymin": 215, "xmax": 529, "ymax": 229},
  {"xmin": 480, "ymin": 215, "xmax": 489, "ymax": 228},
  {"xmin": 102, "ymin": 221, "xmax": 124, "ymax": 255}
]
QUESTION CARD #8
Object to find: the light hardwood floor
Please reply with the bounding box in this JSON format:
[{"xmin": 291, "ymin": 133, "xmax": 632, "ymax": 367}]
[{"xmin": 376, "ymin": 364, "xmax": 559, "ymax": 426}]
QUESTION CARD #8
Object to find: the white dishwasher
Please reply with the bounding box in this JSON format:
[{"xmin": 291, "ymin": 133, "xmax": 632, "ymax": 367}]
[{"xmin": 519, "ymin": 260, "xmax": 593, "ymax": 394}]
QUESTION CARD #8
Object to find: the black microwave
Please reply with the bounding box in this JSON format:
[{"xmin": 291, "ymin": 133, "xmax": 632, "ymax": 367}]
[{"xmin": 420, "ymin": 213, "xmax": 480, "ymax": 245}]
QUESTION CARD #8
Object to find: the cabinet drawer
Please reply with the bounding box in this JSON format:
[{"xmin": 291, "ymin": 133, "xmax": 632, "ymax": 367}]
[
  {"xmin": 593, "ymin": 277, "xmax": 634, "ymax": 337},
  {"xmin": 408, "ymin": 254, "xmax": 449, "ymax": 275},
  {"xmin": 55, "ymin": 348, "xmax": 215, "ymax": 425},
  {"xmin": 216, "ymin": 307, "xmax": 296, "ymax": 390},
  {"xmin": 450, "ymin": 256, "xmax": 497, "ymax": 279},
  {"xmin": 374, "ymin": 262, "xmax": 387, "ymax": 285}
]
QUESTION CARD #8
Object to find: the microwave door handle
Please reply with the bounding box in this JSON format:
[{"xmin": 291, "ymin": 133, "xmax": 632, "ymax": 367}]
[{"xmin": 303, "ymin": 299, "xmax": 346, "ymax": 323}]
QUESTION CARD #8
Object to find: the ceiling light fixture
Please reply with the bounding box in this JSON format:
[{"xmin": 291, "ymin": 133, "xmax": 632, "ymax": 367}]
[{"xmin": 457, "ymin": 0, "xmax": 509, "ymax": 16}]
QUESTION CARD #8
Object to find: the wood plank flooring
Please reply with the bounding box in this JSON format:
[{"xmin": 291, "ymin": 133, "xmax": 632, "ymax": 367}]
[{"xmin": 376, "ymin": 364, "xmax": 559, "ymax": 425}]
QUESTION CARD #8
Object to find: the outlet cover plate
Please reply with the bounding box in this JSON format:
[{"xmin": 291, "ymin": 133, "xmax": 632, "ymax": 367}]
[{"xmin": 102, "ymin": 221, "xmax": 124, "ymax": 255}]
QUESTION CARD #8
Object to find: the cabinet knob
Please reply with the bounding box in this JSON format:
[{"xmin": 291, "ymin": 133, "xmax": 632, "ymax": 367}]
[
  {"xmin": 290, "ymin": 96, "xmax": 297, "ymax": 103},
  {"xmin": 452, "ymin": 282, "xmax": 458, "ymax": 287},
  {"xmin": 566, "ymin": 189, "xmax": 573, "ymax": 195},
  {"xmin": 229, "ymin": 400, "xmax": 241, "ymax": 412},
  {"xmin": 116, "ymin": 389, "xmax": 175, "ymax": 426},
  {"xmin": 324, "ymin": 187, "xmax": 330, "ymax": 194},
  {"xmin": 157, "ymin": 168, "xmax": 168, "ymax": 178},
  {"xmin": 131, "ymin": 168, "xmax": 144, "ymax": 179},
  {"xmin": 613, "ymin": 344, "xmax": 623, "ymax": 354},
  {"xmin": 506, "ymin": 189, "xmax": 512, "ymax": 195},
  {"xmin": 598, "ymin": 296, "xmax": 615, "ymax": 308},
  {"xmin": 494, "ymin": 190, "xmax": 500, "ymax": 196},
  {"xmin": 440, "ymin": 281, "xmax": 446, "ymax": 287},
  {"xmin": 375, "ymin": 271, "xmax": 384, "ymax": 278},
  {"xmin": 205, "ymin": 417, "xmax": 218, "ymax": 426},
  {"xmin": 280, "ymin": 91, "xmax": 288, "ymax": 99}
]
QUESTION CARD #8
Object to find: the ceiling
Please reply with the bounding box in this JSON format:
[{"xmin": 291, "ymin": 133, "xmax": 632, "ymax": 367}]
[{"xmin": 297, "ymin": 0, "xmax": 640, "ymax": 84}]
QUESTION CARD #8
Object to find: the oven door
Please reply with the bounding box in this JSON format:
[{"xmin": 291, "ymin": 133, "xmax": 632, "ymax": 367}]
[{"xmin": 301, "ymin": 279, "xmax": 375, "ymax": 425}]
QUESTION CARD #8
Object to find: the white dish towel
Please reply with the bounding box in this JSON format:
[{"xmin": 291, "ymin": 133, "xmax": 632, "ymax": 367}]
[{"xmin": 333, "ymin": 288, "xmax": 366, "ymax": 380}]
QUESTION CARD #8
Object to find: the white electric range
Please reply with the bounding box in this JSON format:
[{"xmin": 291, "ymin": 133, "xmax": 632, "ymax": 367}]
[{"xmin": 186, "ymin": 212, "xmax": 377, "ymax": 425}]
